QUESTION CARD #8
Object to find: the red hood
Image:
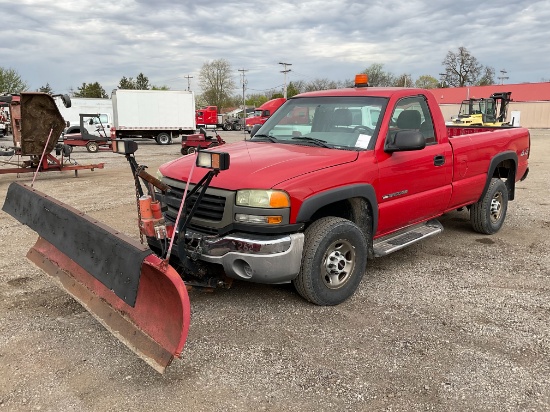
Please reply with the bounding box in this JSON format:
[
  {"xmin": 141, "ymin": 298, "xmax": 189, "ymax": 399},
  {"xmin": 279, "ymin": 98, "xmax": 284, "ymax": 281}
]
[{"xmin": 159, "ymin": 141, "xmax": 359, "ymax": 190}]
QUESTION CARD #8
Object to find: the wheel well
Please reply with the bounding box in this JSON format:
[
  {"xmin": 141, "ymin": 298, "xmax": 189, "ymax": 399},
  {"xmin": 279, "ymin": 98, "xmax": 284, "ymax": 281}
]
[
  {"xmin": 308, "ymin": 197, "xmax": 374, "ymax": 258},
  {"xmin": 492, "ymin": 158, "xmax": 516, "ymax": 200}
]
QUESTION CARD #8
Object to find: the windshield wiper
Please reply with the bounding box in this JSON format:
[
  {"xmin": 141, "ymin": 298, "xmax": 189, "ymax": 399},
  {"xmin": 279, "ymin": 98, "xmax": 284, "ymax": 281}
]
[
  {"xmin": 291, "ymin": 136, "xmax": 331, "ymax": 148},
  {"xmin": 251, "ymin": 134, "xmax": 278, "ymax": 143}
]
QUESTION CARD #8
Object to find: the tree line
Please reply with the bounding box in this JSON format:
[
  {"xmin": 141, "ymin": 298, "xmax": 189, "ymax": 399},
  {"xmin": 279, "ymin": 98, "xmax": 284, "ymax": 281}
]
[{"xmin": 1, "ymin": 46, "xmax": 497, "ymax": 110}]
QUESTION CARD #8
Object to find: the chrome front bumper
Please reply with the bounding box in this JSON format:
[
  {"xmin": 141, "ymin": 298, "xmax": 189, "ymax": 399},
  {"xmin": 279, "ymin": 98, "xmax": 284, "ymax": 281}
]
[{"xmin": 183, "ymin": 230, "xmax": 305, "ymax": 284}]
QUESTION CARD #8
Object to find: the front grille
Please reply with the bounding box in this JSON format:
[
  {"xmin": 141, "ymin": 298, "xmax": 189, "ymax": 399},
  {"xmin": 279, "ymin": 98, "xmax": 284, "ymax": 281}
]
[{"xmin": 164, "ymin": 185, "xmax": 226, "ymax": 222}]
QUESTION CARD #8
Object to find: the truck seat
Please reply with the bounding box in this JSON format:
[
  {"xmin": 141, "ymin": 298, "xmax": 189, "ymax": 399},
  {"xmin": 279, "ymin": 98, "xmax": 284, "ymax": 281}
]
[{"xmin": 396, "ymin": 110, "xmax": 421, "ymax": 130}]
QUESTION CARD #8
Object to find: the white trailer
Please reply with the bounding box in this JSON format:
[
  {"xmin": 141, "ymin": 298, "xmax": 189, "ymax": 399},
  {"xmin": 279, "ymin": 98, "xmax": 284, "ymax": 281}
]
[
  {"xmin": 112, "ymin": 89, "xmax": 196, "ymax": 145},
  {"xmin": 54, "ymin": 97, "xmax": 113, "ymax": 136}
]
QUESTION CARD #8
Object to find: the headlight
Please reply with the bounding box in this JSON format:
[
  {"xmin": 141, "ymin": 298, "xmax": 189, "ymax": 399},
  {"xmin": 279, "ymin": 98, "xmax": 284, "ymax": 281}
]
[
  {"xmin": 156, "ymin": 169, "xmax": 164, "ymax": 181},
  {"xmin": 236, "ymin": 190, "xmax": 290, "ymax": 208}
]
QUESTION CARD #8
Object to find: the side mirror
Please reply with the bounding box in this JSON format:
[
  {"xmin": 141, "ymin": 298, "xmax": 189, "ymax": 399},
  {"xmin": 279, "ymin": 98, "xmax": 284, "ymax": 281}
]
[
  {"xmin": 250, "ymin": 124, "xmax": 262, "ymax": 137},
  {"xmin": 385, "ymin": 130, "xmax": 426, "ymax": 153}
]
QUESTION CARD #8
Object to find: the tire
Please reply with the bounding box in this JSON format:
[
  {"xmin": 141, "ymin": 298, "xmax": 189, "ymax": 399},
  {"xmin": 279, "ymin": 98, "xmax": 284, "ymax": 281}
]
[
  {"xmin": 156, "ymin": 133, "xmax": 171, "ymax": 145},
  {"xmin": 181, "ymin": 148, "xmax": 186, "ymax": 155},
  {"xmin": 86, "ymin": 141, "xmax": 99, "ymax": 153},
  {"xmin": 470, "ymin": 178, "xmax": 508, "ymax": 234},
  {"xmin": 293, "ymin": 217, "xmax": 367, "ymax": 306},
  {"xmin": 223, "ymin": 123, "xmax": 233, "ymax": 131},
  {"xmin": 232, "ymin": 123, "xmax": 242, "ymax": 131},
  {"xmin": 186, "ymin": 147, "xmax": 196, "ymax": 155}
]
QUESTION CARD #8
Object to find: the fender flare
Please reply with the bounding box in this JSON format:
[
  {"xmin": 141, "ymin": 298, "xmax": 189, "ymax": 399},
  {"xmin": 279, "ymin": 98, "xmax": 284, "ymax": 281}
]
[
  {"xmin": 296, "ymin": 184, "xmax": 379, "ymax": 234},
  {"xmin": 479, "ymin": 151, "xmax": 518, "ymax": 202}
]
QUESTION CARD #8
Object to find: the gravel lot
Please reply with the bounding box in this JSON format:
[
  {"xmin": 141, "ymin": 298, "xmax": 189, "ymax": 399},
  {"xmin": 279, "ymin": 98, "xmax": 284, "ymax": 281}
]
[{"xmin": 0, "ymin": 129, "xmax": 549, "ymax": 411}]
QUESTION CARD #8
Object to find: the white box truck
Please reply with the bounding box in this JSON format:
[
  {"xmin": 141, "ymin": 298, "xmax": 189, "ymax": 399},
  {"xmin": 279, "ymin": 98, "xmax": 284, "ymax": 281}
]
[
  {"xmin": 54, "ymin": 97, "xmax": 113, "ymax": 136},
  {"xmin": 111, "ymin": 89, "xmax": 196, "ymax": 145}
]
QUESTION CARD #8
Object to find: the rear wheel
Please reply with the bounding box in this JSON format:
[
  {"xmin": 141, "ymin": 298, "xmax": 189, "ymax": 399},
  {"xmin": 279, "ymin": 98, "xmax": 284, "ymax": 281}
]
[
  {"xmin": 86, "ymin": 141, "xmax": 99, "ymax": 153},
  {"xmin": 186, "ymin": 147, "xmax": 196, "ymax": 155},
  {"xmin": 232, "ymin": 123, "xmax": 242, "ymax": 131},
  {"xmin": 470, "ymin": 178, "xmax": 508, "ymax": 234},
  {"xmin": 156, "ymin": 133, "xmax": 171, "ymax": 145},
  {"xmin": 293, "ymin": 217, "xmax": 367, "ymax": 306}
]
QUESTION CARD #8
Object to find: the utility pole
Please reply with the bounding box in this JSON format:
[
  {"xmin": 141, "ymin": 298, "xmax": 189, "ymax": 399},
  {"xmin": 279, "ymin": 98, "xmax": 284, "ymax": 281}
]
[
  {"xmin": 238, "ymin": 69, "xmax": 248, "ymax": 133},
  {"xmin": 498, "ymin": 69, "xmax": 509, "ymax": 85},
  {"xmin": 279, "ymin": 62, "xmax": 292, "ymax": 99},
  {"xmin": 184, "ymin": 74, "xmax": 193, "ymax": 91}
]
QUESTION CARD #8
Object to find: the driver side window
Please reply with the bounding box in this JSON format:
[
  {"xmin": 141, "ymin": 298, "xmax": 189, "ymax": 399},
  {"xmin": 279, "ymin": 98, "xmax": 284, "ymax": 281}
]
[{"xmin": 387, "ymin": 96, "xmax": 435, "ymax": 145}]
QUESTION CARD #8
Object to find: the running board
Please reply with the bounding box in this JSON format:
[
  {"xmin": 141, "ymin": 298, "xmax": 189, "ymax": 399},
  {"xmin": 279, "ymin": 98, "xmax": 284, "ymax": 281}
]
[{"xmin": 373, "ymin": 219, "xmax": 443, "ymax": 257}]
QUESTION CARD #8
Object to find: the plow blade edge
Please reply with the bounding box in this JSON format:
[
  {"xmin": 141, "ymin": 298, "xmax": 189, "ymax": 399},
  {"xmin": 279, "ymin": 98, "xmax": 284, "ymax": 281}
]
[{"xmin": 2, "ymin": 182, "xmax": 190, "ymax": 373}]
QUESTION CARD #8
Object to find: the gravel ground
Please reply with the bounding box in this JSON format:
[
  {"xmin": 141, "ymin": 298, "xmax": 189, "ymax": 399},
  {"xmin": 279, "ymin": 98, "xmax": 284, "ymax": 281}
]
[{"xmin": 0, "ymin": 129, "xmax": 549, "ymax": 412}]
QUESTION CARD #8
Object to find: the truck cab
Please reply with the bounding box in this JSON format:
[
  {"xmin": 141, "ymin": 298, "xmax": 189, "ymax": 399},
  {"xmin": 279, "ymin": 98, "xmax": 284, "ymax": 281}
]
[{"xmin": 244, "ymin": 97, "xmax": 286, "ymax": 132}]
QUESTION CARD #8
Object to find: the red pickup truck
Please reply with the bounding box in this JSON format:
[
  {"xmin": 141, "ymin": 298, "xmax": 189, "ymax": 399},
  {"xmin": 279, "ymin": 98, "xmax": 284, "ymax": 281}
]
[
  {"xmin": 2, "ymin": 78, "xmax": 530, "ymax": 372},
  {"xmin": 153, "ymin": 76, "xmax": 530, "ymax": 306}
]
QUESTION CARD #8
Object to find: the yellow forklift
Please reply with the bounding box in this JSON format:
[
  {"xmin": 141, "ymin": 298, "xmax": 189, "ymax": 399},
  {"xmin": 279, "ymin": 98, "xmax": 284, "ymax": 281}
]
[{"xmin": 451, "ymin": 92, "xmax": 512, "ymax": 126}]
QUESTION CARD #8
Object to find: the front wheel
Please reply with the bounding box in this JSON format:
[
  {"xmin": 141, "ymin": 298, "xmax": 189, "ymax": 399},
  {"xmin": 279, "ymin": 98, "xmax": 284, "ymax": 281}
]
[
  {"xmin": 223, "ymin": 123, "xmax": 233, "ymax": 131},
  {"xmin": 293, "ymin": 217, "xmax": 367, "ymax": 306},
  {"xmin": 156, "ymin": 132, "xmax": 171, "ymax": 145},
  {"xmin": 470, "ymin": 178, "xmax": 508, "ymax": 234},
  {"xmin": 86, "ymin": 141, "xmax": 99, "ymax": 153}
]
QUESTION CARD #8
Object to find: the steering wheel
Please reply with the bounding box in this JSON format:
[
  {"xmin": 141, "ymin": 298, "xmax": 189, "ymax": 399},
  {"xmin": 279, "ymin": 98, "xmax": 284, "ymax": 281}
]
[{"xmin": 353, "ymin": 125, "xmax": 374, "ymax": 134}]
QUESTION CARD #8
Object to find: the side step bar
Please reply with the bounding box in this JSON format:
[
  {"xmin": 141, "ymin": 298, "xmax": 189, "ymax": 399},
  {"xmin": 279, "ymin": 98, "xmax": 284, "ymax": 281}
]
[{"xmin": 373, "ymin": 219, "xmax": 443, "ymax": 257}]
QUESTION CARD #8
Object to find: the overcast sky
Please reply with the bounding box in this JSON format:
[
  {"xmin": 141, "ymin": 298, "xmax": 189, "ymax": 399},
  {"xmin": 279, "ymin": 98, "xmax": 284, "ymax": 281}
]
[{"xmin": 1, "ymin": 0, "xmax": 549, "ymax": 97}]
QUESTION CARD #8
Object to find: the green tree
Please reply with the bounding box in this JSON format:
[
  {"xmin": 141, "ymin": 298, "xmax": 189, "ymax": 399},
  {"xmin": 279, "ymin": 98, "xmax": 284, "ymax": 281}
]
[
  {"xmin": 38, "ymin": 83, "xmax": 54, "ymax": 94},
  {"xmin": 415, "ymin": 75, "xmax": 439, "ymax": 89},
  {"xmin": 73, "ymin": 82, "xmax": 108, "ymax": 98},
  {"xmin": 0, "ymin": 67, "xmax": 29, "ymax": 93},
  {"xmin": 361, "ymin": 63, "xmax": 394, "ymax": 87},
  {"xmin": 286, "ymin": 82, "xmax": 300, "ymax": 98},
  {"xmin": 135, "ymin": 73, "xmax": 150, "ymax": 90},
  {"xmin": 118, "ymin": 76, "xmax": 136, "ymax": 89},
  {"xmin": 199, "ymin": 59, "xmax": 236, "ymax": 109},
  {"xmin": 442, "ymin": 46, "xmax": 494, "ymax": 87},
  {"xmin": 246, "ymin": 93, "xmax": 268, "ymax": 107},
  {"xmin": 151, "ymin": 85, "xmax": 170, "ymax": 90}
]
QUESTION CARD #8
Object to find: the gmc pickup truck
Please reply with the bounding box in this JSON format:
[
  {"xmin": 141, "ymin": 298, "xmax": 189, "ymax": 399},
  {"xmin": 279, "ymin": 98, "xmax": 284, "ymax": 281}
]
[
  {"xmin": 2, "ymin": 78, "xmax": 530, "ymax": 372},
  {"xmin": 153, "ymin": 75, "xmax": 530, "ymax": 306}
]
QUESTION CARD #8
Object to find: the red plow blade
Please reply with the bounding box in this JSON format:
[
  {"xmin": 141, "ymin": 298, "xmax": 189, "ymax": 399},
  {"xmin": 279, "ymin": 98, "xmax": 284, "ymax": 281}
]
[{"xmin": 3, "ymin": 182, "xmax": 190, "ymax": 373}]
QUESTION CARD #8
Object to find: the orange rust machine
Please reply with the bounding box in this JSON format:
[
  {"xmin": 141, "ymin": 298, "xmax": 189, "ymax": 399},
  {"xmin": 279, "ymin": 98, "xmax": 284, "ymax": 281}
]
[{"xmin": 0, "ymin": 93, "xmax": 105, "ymax": 177}]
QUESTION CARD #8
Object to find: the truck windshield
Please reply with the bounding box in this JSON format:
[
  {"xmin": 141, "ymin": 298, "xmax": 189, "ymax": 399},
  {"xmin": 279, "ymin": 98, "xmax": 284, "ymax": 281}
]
[{"xmin": 252, "ymin": 96, "xmax": 387, "ymax": 150}]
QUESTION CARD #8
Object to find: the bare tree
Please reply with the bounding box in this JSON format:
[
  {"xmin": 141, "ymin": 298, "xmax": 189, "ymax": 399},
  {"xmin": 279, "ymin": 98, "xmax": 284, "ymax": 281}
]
[
  {"xmin": 393, "ymin": 73, "xmax": 414, "ymax": 87},
  {"xmin": 477, "ymin": 66, "xmax": 495, "ymax": 86},
  {"xmin": 442, "ymin": 47, "xmax": 494, "ymax": 87},
  {"xmin": 0, "ymin": 67, "xmax": 29, "ymax": 93},
  {"xmin": 199, "ymin": 59, "xmax": 236, "ymax": 109}
]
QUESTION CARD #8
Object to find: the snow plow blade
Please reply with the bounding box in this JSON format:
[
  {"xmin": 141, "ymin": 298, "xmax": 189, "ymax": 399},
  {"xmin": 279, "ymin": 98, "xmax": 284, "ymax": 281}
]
[{"xmin": 2, "ymin": 182, "xmax": 190, "ymax": 373}]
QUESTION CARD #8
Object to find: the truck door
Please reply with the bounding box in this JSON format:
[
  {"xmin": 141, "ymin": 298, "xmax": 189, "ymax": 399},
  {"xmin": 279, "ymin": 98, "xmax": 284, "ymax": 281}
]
[{"xmin": 376, "ymin": 96, "xmax": 452, "ymax": 236}]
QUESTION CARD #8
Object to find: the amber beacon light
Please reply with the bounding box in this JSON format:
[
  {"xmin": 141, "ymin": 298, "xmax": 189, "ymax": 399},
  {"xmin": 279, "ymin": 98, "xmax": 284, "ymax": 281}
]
[{"xmin": 355, "ymin": 74, "xmax": 369, "ymax": 87}]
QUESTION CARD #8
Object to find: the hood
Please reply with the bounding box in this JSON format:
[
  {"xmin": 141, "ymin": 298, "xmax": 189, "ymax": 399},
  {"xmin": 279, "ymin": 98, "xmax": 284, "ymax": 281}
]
[{"xmin": 159, "ymin": 141, "xmax": 359, "ymax": 190}]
